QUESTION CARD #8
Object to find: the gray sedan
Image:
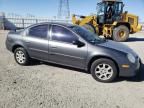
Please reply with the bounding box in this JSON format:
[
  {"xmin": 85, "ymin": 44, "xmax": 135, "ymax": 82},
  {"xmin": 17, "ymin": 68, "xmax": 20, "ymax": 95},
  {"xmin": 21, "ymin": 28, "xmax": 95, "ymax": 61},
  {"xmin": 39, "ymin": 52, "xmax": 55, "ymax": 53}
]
[{"xmin": 6, "ymin": 22, "xmax": 141, "ymax": 82}]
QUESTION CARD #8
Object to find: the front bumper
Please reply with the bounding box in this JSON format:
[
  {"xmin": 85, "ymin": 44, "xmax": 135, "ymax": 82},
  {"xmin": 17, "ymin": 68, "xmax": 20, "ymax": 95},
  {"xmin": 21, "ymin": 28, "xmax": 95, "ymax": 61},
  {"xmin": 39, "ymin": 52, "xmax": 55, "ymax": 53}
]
[{"xmin": 119, "ymin": 57, "xmax": 141, "ymax": 77}]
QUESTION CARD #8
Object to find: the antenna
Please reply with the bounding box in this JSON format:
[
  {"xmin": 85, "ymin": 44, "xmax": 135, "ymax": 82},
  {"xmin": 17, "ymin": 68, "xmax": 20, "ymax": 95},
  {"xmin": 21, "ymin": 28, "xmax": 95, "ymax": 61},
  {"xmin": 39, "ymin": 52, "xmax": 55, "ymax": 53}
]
[{"xmin": 58, "ymin": 0, "xmax": 70, "ymax": 19}]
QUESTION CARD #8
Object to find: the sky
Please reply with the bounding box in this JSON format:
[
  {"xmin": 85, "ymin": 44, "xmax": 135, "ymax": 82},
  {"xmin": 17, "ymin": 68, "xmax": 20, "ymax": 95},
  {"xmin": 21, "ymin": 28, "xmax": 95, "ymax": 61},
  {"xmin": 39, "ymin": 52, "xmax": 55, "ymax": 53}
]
[{"xmin": 0, "ymin": 0, "xmax": 144, "ymax": 21}]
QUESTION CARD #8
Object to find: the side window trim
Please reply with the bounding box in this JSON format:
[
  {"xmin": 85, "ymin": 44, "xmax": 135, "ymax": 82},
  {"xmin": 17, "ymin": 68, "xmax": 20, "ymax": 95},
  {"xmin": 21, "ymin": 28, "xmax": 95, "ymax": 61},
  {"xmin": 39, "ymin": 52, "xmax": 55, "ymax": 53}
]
[{"xmin": 50, "ymin": 24, "xmax": 79, "ymax": 44}]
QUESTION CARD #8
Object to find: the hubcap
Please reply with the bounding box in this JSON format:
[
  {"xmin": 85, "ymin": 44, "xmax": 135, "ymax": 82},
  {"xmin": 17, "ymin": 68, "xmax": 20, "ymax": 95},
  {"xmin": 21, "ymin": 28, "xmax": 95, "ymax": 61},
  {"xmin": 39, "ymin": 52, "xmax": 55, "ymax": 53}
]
[
  {"xmin": 95, "ymin": 64, "xmax": 113, "ymax": 80},
  {"xmin": 118, "ymin": 30, "xmax": 126, "ymax": 38},
  {"xmin": 15, "ymin": 51, "xmax": 26, "ymax": 64}
]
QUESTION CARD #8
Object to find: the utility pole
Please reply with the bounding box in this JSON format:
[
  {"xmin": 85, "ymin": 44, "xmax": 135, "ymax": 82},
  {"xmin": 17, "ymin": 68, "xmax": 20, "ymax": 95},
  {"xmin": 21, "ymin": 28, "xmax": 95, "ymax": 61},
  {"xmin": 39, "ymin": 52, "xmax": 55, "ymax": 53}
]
[{"xmin": 58, "ymin": 0, "xmax": 70, "ymax": 19}]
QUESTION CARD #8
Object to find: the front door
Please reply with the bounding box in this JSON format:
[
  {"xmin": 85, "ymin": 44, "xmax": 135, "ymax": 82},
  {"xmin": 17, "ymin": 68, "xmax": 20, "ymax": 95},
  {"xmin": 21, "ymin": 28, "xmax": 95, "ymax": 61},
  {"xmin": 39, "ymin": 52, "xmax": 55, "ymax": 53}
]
[{"xmin": 48, "ymin": 25, "xmax": 87, "ymax": 69}]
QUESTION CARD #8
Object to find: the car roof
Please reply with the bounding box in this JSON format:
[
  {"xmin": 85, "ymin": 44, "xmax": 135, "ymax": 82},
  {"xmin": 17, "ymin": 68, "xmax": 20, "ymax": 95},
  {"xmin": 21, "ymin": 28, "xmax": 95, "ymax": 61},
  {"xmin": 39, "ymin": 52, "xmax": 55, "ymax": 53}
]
[{"xmin": 29, "ymin": 22, "xmax": 74, "ymax": 28}]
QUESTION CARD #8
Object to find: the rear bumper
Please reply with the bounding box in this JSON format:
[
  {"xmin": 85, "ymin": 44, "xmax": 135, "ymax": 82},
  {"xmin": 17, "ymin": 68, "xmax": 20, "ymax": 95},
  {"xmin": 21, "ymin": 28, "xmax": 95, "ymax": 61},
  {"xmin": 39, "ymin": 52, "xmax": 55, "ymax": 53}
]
[{"xmin": 5, "ymin": 39, "xmax": 13, "ymax": 52}]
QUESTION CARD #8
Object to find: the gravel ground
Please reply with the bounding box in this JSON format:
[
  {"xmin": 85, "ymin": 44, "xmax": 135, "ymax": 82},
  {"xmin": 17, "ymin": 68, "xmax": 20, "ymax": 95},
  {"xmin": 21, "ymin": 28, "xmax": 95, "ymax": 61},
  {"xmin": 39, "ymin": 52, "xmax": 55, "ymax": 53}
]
[{"xmin": 0, "ymin": 30, "xmax": 144, "ymax": 108}]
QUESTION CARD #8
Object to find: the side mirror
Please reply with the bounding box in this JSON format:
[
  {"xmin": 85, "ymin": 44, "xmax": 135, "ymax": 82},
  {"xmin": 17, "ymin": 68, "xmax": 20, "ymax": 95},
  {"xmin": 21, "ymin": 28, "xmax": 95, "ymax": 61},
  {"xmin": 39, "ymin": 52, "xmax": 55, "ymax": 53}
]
[{"xmin": 72, "ymin": 40, "xmax": 85, "ymax": 47}]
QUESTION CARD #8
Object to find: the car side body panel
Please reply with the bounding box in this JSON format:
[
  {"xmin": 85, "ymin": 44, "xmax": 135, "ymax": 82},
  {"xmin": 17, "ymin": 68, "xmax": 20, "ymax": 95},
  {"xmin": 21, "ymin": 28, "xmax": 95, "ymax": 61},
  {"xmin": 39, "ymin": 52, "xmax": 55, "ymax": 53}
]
[
  {"xmin": 5, "ymin": 22, "xmax": 140, "ymax": 78},
  {"xmin": 23, "ymin": 36, "xmax": 49, "ymax": 61}
]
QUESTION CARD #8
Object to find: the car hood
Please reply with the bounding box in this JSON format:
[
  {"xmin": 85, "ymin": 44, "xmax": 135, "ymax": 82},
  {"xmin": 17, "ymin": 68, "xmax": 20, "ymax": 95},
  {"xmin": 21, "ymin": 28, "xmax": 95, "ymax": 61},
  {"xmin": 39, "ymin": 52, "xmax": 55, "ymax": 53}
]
[{"xmin": 98, "ymin": 40, "xmax": 138, "ymax": 56}]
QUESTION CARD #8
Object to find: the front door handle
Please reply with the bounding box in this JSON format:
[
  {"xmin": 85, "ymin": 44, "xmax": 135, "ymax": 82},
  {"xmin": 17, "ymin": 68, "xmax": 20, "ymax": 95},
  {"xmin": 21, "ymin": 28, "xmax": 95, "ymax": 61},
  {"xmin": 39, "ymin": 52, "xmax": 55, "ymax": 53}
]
[{"xmin": 26, "ymin": 41, "xmax": 30, "ymax": 43}]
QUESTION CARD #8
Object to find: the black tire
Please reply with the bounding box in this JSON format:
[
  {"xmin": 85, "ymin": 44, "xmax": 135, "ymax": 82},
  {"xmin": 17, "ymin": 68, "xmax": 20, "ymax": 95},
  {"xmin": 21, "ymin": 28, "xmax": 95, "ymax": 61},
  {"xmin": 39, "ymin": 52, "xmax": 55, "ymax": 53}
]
[
  {"xmin": 83, "ymin": 23, "xmax": 96, "ymax": 34},
  {"xmin": 90, "ymin": 58, "xmax": 118, "ymax": 83},
  {"xmin": 14, "ymin": 47, "xmax": 30, "ymax": 66},
  {"xmin": 113, "ymin": 25, "xmax": 129, "ymax": 42}
]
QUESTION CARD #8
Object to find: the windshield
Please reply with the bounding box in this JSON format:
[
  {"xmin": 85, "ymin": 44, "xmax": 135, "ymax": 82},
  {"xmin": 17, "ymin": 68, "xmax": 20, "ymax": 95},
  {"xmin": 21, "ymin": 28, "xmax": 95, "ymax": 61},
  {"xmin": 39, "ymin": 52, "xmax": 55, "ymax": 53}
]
[
  {"xmin": 97, "ymin": 3, "xmax": 105, "ymax": 15},
  {"xmin": 71, "ymin": 26, "xmax": 105, "ymax": 44},
  {"xmin": 115, "ymin": 2, "xmax": 123, "ymax": 14}
]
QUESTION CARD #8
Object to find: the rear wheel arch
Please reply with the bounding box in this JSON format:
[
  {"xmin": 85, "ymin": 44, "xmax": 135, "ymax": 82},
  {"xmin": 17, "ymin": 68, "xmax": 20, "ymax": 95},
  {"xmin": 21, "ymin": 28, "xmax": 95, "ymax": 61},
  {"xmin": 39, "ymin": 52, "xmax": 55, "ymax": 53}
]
[
  {"xmin": 88, "ymin": 56, "xmax": 119, "ymax": 74},
  {"xmin": 12, "ymin": 44, "xmax": 25, "ymax": 53}
]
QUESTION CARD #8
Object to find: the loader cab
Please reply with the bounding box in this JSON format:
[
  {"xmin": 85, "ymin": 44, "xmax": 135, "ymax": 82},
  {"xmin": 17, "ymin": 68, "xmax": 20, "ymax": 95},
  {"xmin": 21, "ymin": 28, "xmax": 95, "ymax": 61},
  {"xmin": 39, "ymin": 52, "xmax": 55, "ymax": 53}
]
[{"xmin": 97, "ymin": 0, "xmax": 124, "ymax": 24}]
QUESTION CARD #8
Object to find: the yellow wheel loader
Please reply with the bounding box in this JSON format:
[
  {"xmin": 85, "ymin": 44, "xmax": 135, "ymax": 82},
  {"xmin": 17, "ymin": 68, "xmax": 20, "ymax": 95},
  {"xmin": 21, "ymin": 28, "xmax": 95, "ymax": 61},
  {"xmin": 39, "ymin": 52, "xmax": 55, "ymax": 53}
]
[{"xmin": 72, "ymin": 0, "xmax": 142, "ymax": 42}]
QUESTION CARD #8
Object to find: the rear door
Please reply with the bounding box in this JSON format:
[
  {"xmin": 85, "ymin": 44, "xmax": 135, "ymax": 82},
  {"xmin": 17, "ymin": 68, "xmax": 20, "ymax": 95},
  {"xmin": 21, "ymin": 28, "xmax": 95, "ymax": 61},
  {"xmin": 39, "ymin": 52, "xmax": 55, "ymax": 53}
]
[
  {"xmin": 48, "ymin": 25, "xmax": 87, "ymax": 69},
  {"xmin": 24, "ymin": 24, "xmax": 49, "ymax": 60}
]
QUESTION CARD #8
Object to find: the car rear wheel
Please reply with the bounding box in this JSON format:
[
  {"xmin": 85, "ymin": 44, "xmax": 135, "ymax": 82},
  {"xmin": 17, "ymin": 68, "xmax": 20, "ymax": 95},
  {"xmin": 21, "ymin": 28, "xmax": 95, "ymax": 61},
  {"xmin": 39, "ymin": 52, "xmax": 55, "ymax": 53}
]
[
  {"xmin": 113, "ymin": 25, "xmax": 129, "ymax": 42},
  {"xmin": 14, "ymin": 47, "xmax": 30, "ymax": 66},
  {"xmin": 90, "ymin": 58, "xmax": 118, "ymax": 83}
]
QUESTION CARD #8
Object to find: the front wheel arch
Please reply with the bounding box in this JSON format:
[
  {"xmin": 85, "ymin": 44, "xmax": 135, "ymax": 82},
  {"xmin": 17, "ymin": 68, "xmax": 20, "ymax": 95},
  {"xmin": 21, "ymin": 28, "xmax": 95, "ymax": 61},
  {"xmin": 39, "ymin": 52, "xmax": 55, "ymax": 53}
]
[{"xmin": 88, "ymin": 56, "xmax": 119, "ymax": 75}]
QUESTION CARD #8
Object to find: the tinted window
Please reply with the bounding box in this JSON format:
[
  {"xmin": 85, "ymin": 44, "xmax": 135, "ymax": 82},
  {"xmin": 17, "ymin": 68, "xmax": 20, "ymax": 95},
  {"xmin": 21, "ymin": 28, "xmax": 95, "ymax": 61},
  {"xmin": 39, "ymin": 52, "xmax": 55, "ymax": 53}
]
[
  {"xmin": 51, "ymin": 25, "xmax": 77, "ymax": 43},
  {"xmin": 29, "ymin": 24, "xmax": 48, "ymax": 39},
  {"xmin": 71, "ymin": 26, "xmax": 105, "ymax": 44}
]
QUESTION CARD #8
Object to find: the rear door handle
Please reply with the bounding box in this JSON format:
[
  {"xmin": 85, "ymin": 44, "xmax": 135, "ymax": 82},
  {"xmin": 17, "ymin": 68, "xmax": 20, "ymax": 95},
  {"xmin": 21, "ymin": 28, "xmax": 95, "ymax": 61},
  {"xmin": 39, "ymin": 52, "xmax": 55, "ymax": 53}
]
[
  {"xmin": 51, "ymin": 46, "xmax": 57, "ymax": 49},
  {"xmin": 25, "ymin": 40, "xmax": 30, "ymax": 43}
]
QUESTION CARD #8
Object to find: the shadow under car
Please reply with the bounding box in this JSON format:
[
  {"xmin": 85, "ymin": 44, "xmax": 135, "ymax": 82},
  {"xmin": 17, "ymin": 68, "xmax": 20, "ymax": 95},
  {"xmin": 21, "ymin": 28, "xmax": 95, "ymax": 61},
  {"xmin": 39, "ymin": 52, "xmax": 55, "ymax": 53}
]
[{"xmin": 30, "ymin": 60, "xmax": 144, "ymax": 83}]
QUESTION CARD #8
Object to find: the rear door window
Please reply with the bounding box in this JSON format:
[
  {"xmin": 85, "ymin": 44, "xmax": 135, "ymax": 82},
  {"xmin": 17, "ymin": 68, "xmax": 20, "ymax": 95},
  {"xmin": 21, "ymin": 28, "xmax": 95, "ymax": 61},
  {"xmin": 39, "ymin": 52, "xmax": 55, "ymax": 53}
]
[{"xmin": 28, "ymin": 24, "xmax": 48, "ymax": 39}]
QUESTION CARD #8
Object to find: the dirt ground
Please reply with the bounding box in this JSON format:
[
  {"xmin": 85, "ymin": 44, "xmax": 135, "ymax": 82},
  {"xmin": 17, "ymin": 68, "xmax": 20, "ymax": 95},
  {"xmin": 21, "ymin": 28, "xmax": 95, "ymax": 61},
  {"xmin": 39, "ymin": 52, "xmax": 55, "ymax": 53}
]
[{"xmin": 0, "ymin": 30, "xmax": 144, "ymax": 108}]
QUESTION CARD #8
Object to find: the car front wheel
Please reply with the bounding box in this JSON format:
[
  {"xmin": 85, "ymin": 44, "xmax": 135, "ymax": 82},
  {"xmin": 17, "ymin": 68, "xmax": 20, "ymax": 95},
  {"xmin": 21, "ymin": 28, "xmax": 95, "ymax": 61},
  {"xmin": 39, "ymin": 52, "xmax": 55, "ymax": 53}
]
[
  {"xmin": 14, "ymin": 47, "xmax": 30, "ymax": 66},
  {"xmin": 90, "ymin": 58, "xmax": 118, "ymax": 83}
]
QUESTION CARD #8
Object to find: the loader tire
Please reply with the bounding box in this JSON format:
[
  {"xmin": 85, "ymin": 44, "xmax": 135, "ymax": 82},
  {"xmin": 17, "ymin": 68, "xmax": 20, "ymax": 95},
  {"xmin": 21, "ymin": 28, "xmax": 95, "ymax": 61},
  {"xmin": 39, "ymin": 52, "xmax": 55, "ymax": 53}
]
[
  {"xmin": 113, "ymin": 25, "xmax": 129, "ymax": 42},
  {"xmin": 83, "ymin": 24, "xmax": 96, "ymax": 34}
]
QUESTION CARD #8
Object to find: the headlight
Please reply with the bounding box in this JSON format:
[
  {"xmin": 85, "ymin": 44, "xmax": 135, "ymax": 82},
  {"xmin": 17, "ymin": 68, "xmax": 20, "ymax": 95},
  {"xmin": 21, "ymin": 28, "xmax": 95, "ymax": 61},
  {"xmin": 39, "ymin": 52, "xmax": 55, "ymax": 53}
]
[{"xmin": 127, "ymin": 53, "xmax": 136, "ymax": 63}]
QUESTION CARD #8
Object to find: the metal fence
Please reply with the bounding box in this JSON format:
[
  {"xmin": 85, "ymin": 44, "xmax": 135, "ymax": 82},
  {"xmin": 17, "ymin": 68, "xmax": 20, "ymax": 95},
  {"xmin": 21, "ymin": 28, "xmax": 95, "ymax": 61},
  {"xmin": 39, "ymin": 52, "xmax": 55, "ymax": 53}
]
[
  {"xmin": 1, "ymin": 13, "xmax": 144, "ymax": 30},
  {"xmin": 4, "ymin": 17, "xmax": 71, "ymax": 29},
  {"xmin": 5, "ymin": 17, "xmax": 144, "ymax": 30}
]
